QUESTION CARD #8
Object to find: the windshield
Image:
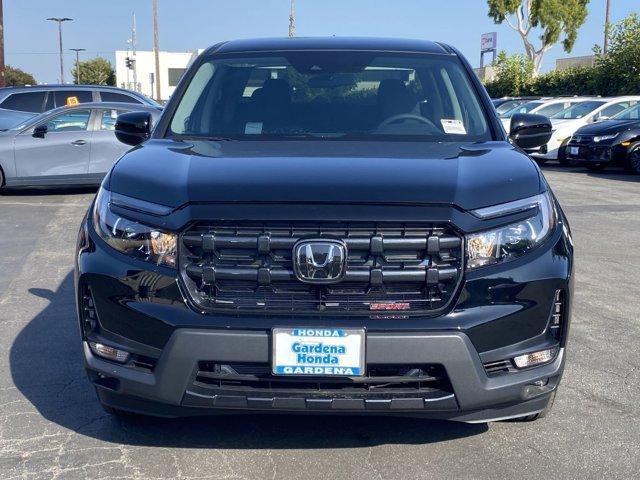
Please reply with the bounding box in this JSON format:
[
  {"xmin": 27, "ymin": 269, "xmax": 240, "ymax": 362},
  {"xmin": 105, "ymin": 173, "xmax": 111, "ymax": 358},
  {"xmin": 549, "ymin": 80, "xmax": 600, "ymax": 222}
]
[
  {"xmin": 501, "ymin": 101, "xmax": 543, "ymax": 118},
  {"xmin": 613, "ymin": 103, "xmax": 640, "ymax": 120},
  {"xmin": 551, "ymin": 101, "xmax": 605, "ymax": 120},
  {"xmin": 168, "ymin": 52, "xmax": 491, "ymax": 141}
]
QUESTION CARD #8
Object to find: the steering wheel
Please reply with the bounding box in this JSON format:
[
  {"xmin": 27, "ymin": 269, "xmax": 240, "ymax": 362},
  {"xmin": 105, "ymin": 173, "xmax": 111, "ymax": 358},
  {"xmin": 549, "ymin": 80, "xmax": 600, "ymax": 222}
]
[{"xmin": 378, "ymin": 113, "xmax": 438, "ymax": 130}]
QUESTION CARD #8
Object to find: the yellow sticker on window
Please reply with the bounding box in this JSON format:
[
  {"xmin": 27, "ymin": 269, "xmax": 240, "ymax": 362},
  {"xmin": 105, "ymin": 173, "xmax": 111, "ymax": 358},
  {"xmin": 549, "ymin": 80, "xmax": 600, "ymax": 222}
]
[{"xmin": 66, "ymin": 96, "xmax": 80, "ymax": 106}]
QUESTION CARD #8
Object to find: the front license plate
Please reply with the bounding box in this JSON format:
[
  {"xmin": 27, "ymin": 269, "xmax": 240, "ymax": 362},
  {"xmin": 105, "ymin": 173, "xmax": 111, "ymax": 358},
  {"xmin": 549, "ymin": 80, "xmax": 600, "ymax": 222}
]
[
  {"xmin": 272, "ymin": 328, "xmax": 365, "ymax": 376},
  {"xmin": 569, "ymin": 146, "xmax": 580, "ymax": 156}
]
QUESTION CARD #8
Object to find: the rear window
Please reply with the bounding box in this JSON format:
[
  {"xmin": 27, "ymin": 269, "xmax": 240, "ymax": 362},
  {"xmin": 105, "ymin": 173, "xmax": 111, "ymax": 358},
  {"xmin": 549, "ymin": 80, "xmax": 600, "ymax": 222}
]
[
  {"xmin": 54, "ymin": 90, "xmax": 93, "ymax": 107},
  {"xmin": 169, "ymin": 52, "xmax": 491, "ymax": 142},
  {"xmin": 1, "ymin": 92, "xmax": 46, "ymax": 113},
  {"xmin": 99, "ymin": 91, "xmax": 142, "ymax": 104}
]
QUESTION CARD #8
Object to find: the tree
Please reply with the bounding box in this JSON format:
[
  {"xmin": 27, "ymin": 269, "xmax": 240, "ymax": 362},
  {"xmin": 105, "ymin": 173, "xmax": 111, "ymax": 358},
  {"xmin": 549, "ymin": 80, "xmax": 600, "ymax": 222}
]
[
  {"xmin": 487, "ymin": 0, "xmax": 589, "ymax": 74},
  {"xmin": 484, "ymin": 51, "xmax": 534, "ymax": 97},
  {"xmin": 4, "ymin": 66, "xmax": 37, "ymax": 86},
  {"xmin": 595, "ymin": 13, "xmax": 640, "ymax": 94},
  {"xmin": 71, "ymin": 57, "xmax": 115, "ymax": 85}
]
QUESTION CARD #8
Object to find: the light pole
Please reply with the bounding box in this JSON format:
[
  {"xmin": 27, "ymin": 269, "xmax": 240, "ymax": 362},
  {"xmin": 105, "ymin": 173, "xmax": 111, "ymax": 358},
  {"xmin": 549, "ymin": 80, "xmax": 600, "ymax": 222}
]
[
  {"xmin": 46, "ymin": 17, "xmax": 73, "ymax": 83},
  {"xmin": 69, "ymin": 48, "xmax": 85, "ymax": 84},
  {"xmin": 152, "ymin": 0, "xmax": 161, "ymax": 101},
  {"xmin": 604, "ymin": 0, "xmax": 611, "ymax": 53}
]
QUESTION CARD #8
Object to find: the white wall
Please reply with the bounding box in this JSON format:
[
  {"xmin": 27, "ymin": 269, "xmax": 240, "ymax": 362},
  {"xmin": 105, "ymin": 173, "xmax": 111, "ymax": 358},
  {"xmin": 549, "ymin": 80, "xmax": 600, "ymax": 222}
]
[{"xmin": 115, "ymin": 49, "xmax": 203, "ymax": 101}]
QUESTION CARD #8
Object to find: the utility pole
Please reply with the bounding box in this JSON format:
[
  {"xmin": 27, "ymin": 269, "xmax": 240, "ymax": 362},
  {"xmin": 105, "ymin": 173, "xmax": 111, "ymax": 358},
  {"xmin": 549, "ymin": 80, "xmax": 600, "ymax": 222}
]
[
  {"xmin": 288, "ymin": 0, "xmax": 296, "ymax": 37},
  {"xmin": 69, "ymin": 48, "xmax": 85, "ymax": 84},
  {"xmin": 152, "ymin": 0, "xmax": 161, "ymax": 101},
  {"xmin": 131, "ymin": 12, "xmax": 138, "ymax": 92},
  {"xmin": 0, "ymin": 0, "xmax": 6, "ymax": 88},
  {"xmin": 603, "ymin": 0, "xmax": 611, "ymax": 53},
  {"xmin": 46, "ymin": 17, "xmax": 73, "ymax": 83}
]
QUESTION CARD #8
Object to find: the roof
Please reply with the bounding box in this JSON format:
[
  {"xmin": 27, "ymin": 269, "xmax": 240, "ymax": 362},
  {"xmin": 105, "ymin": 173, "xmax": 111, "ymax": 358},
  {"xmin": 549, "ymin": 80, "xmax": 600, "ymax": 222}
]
[
  {"xmin": 0, "ymin": 84, "xmax": 138, "ymax": 92},
  {"xmin": 208, "ymin": 37, "xmax": 452, "ymax": 56}
]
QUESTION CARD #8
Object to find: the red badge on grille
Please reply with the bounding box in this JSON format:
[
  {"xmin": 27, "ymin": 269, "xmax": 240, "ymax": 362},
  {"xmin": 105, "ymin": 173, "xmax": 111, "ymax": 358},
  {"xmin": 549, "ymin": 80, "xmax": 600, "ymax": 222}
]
[{"xmin": 369, "ymin": 302, "xmax": 410, "ymax": 311}]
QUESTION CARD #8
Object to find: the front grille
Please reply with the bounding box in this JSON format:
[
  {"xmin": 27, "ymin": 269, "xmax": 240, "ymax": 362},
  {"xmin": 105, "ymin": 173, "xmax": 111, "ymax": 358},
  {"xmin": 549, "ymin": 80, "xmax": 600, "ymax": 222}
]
[
  {"xmin": 571, "ymin": 135, "xmax": 593, "ymax": 145},
  {"xmin": 179, "ymin": 222, "xmax": 463, "ymax": 315},
  {"xmin": 194, "ymin": 362, "xmax": 453, "ymax": 395}
]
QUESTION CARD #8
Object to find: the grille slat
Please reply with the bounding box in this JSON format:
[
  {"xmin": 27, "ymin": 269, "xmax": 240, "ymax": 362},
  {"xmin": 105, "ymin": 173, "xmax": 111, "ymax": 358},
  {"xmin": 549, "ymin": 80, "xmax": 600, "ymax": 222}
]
[{"xmin": 179, "ymin": 222, "xmax": 463, "ymax": 315}]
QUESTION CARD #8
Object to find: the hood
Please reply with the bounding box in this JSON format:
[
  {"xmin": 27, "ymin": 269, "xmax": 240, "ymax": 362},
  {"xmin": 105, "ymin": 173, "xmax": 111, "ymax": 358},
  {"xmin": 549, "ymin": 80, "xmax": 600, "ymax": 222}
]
[
  {"xmin": 109, "ymin": 139, "xmax": 543, "ymax": 212},
  {"xmin": 574, "ymin": 119, "xmax": 640, "ymax": 135}
]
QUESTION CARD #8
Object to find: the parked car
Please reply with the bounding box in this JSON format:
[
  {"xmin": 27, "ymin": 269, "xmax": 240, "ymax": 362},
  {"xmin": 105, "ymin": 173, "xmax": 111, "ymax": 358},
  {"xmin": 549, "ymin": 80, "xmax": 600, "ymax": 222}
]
[
  {"xmin": 492, "ymin": 97, "xmax": 541, "ymax": 115},
  {"xmin": 0, "ymin": 108, "xmax": 37, "ymax": 131},
  {"xmin": 0, "ymin": 85, "xmax": 158, "ymax": 130},
  {"xmin": 76, "ymin": 37, "xmax": 572, "ymax": 423},
  {"xmin": 565, "ymin": 103, "xmax": 640, "ymax": 173},
  {"xmin": 532, "ymin": 96, "xmax": 640, "ymax": 164},
  {"xmin": 0, "ymin": 102, "xmax": 161, "ymax": 189},
  {"xmin": 500, "ymin": 98, "xmax": 590, "ymax": 131}
]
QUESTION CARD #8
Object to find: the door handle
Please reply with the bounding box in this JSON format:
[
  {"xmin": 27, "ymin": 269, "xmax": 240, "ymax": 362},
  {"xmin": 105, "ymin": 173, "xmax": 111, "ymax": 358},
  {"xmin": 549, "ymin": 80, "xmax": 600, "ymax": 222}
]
[{"xmin": 71, "ymin": 140, "xmax": 87, "ymax": 146}]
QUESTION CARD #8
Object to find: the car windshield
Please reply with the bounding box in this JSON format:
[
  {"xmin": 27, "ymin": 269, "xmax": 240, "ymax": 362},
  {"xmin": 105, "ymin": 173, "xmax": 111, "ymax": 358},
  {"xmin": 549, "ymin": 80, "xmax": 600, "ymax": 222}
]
[
  {"xmin": 612, "ymin": 103, "xmax": 640, "ymax": 120},
  {"xmin": 551, "ymin": 101, "xmax": 605, "ymax": 119},
  {"xmin": 501, "ymin": 101, "xmax": 543, "ymax": 118},
  {"xmin": 168, "ymin": 52, "xmax": 491, "ymax": 141}
]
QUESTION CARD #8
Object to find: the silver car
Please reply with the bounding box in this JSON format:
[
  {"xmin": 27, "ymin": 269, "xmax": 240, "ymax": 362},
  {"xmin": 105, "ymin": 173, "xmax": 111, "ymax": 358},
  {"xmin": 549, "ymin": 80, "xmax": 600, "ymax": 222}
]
[{"xmin": 0, "ymin": 102, "xmax": 161, "ymax": 189}]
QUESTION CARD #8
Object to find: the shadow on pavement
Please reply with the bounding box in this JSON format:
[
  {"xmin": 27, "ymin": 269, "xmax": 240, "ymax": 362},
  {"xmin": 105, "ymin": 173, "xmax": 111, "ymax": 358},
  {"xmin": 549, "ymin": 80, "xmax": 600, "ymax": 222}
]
[
  {"xmin": 1, "ymin": 186, "xmax": 98, "ymax": 196},
  {"xmin": 11, "ymin": 272, "xmax": 488, "ymax": 449}
]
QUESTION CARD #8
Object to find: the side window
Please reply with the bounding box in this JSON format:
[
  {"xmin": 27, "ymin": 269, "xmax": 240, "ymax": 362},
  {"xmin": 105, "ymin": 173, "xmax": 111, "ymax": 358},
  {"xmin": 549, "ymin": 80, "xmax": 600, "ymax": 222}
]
[
  {"xmin": 0, "ymin": 92, "xmax": 46, "ymax": 113},
  {"xmin": 600, "ymin": 103, "xmax": 628, "ymax": 119},
  {"xmin": 42, "ymin": 109, "xmax": 91, "ymax": 132},
  {"xmin": 54, "ymin": 90, "xmax": 93, "ymax": 107},
  {"xmin": 99, "ymin": 109, "xmax": 127, "ymax": 131},
  {"xmin": 99, "ymin": 91, "xmax": 143, "ymax": 104}
]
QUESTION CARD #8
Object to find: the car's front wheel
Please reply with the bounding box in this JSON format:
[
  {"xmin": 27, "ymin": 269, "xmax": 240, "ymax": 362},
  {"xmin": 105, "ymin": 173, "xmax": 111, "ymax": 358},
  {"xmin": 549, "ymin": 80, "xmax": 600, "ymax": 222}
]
[
  {"xmin": 624, "ymin": 148, "xmax": 640, "ymax": 175},
  {"xmin": 557, "ymin": 140, "xmax": 573, "ymax": 167}
]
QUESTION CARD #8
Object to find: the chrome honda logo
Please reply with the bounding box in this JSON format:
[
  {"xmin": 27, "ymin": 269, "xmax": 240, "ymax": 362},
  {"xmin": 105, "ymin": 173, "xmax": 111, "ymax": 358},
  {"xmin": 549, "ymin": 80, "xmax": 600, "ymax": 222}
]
[{"xmin": 293, "ymin": 239, "xmax": 347, "ymax": 284}]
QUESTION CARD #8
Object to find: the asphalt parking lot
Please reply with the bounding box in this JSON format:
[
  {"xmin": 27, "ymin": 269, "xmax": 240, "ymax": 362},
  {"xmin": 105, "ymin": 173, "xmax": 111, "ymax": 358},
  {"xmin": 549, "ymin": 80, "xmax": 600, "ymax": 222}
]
[{"xmin": 0, "ymin": 166, "xmax": 638, "ymax": 480}]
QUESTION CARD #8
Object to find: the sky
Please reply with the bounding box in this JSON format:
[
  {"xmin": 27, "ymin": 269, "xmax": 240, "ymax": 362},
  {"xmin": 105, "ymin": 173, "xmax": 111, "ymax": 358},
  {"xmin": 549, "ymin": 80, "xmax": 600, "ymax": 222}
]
[{"xmin": 4, "ymin": 0, "xmax": 639, "ymax": 84}]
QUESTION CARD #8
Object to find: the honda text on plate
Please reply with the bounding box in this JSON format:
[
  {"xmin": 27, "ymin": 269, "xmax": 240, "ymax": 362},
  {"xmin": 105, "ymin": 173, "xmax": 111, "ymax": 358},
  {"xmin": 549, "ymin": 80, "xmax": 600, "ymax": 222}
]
[{"xmin": 75, "ymin": 37, "xmax": 574, "ymax": 423}]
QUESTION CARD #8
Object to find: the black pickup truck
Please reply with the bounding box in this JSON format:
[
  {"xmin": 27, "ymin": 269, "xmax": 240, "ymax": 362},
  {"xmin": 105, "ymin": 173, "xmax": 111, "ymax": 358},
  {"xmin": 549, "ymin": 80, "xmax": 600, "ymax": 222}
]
[{"xmin": 75, "ymin": 37, "xmax": 573, "ymax": 423}]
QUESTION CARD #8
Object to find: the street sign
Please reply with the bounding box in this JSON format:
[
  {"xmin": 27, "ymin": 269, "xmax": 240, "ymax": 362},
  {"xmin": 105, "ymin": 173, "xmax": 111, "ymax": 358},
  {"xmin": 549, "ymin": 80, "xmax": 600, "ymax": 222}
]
[{"xmin": 481, "ymin": 32, "xmax": 497, "ymax": 52}]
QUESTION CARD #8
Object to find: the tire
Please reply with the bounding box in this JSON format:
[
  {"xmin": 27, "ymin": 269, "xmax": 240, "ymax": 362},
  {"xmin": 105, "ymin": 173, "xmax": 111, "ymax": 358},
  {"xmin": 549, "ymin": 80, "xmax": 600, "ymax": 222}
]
[
  {"xmin": 534, "ymin": 157, "xmax": 548, "ymax": 166},
  {"xmin": 0, "ymin": 167, "xmax": 4, "ymax": 193},
  {"xmin": 512, "ymin": 390, "xmax": 557, "ymax": 422},
  {"xmin": 624, "ymin": 148, "xmax": 640, "ymax": 175},
  {"xmin": 585, "ymin": 163, "xmax": 606, "ymax": 171},
  {"xmin": 557, "ymin": 141, "xmax": 573, "ymax": 167}
]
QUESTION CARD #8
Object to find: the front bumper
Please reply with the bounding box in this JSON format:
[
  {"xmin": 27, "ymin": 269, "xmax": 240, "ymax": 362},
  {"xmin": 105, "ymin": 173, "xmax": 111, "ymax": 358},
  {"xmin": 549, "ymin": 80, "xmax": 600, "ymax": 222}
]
[
  {"xmin": 86, "ymin": 331, "xmax": 564, "ymax": 422},
  {"xmin": 565, "ymin": 143, "xmax": 627, "ymax": 164}
]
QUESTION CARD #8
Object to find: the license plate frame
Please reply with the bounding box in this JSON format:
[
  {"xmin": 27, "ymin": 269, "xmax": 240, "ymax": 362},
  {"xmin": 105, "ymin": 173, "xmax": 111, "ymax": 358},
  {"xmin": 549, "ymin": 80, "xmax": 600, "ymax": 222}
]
[{"xmin": 272, "ymin": 327, "xmax": 366, "ymax": 377}]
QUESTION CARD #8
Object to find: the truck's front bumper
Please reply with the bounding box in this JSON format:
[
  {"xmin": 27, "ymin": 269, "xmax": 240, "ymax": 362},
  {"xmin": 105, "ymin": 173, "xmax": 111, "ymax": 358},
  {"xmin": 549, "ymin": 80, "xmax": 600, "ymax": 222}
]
[{"xmin": 85, "ymin": 329, "xmax": 564, "ymax": 423}]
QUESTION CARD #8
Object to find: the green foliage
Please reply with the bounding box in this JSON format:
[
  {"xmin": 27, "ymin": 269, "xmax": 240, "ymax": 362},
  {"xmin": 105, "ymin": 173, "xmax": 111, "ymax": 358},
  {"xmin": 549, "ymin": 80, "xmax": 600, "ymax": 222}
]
[
  {"xmin": 484, "ymin": 51, "xmax": 533, "ymax": 97},
  {"xmin": 4, "ymin": 66, "xmax": 37, "ymax": 86},
  {"xmin": 484, "ymin": 13, "xmax": 640, "ymax": 97},
  {"xmin": 595, "ymin": 13, "xmax": 640, "ymax": 95},
  {"xmin": 71, "ymin": 57, "xmax": 115, "ymax": 86}
]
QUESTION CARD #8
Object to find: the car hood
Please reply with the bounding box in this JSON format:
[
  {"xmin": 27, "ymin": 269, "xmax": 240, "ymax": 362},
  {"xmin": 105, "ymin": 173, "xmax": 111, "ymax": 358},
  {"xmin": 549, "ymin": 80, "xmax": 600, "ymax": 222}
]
[
  {"xmin": 108, "ymin": 139, "xmax": 543, "ymax": 212},
  {"xmin": 574, "ymin": 119, "xmax": 640, "ymax": 135}
]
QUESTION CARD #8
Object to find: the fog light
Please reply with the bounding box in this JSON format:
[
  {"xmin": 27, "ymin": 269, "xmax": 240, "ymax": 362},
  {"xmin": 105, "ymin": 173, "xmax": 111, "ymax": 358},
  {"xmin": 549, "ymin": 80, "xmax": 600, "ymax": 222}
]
[
  {"xmin": 89, "ymin": 342, "xmax": 130, "ymax": 363},
  {"xmin": 513, "ymin": 347, "xmax": 558, "ymax": 369}
]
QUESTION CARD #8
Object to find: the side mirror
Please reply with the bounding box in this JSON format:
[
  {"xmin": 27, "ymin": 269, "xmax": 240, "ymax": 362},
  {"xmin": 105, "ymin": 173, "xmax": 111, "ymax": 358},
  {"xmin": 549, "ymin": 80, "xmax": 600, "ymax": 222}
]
[
  {"xmin": 115, "ymin": 111, "xmax": 152, "ymax": 146},
  {"xmin": 33, "ymin": 124, "xmax": 47, "ymax": 138},
  {"xmin": 509, "ymin": 113, "xmax": 552, "ymax": 150}
]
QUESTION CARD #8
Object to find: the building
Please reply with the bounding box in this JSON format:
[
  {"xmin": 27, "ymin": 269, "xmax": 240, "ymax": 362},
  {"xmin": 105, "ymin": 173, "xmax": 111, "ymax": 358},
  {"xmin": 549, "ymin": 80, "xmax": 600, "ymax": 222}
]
[
  {"xmin": 114, "ymin": 49, "xmax": 203, "ymax": 102},
  {"xmin": 555, "ymin": 55, "xmax": 596, "ymax": 71},
  {"xmin": 473, "ymin": 66, "xmax": 496, "ymax": 82}
]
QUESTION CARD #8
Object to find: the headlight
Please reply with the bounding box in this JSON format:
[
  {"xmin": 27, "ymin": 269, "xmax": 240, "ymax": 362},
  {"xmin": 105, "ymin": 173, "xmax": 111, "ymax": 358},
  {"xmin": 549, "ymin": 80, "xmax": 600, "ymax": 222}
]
[
  {"xmin": 92, "ymin": 187, "xmax": 177, "ymax": 268},
  {"xmin": 593, "ymin": 133, "xmax": 618, "ymax": 143},
  {"xmin": 465, "ymin": 192, "xmax": 557, "ymax": 270}
]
